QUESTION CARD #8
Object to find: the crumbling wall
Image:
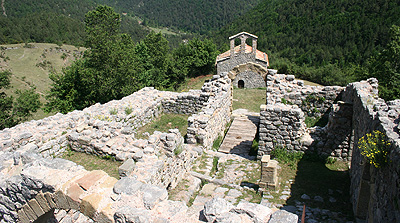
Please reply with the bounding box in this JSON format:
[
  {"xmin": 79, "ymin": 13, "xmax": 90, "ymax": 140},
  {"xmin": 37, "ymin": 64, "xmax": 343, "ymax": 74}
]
[
  {"xmin": 259, "ymin": 69, "xmax": 350, "ymax": 159},
  {"xmin": 342, "ymin": 78, "xmax": 400, "ymax": 222},
  {"xmin": 258, "ymin": 104, "xmax": 306, "ymax": 159},
  {"xmin": 161, "ymin": 90, "xmax": 210, "ymax": 114},
  {"xmin": 186, "ymin": 73, "xmax": 232, "ymax": 148}
]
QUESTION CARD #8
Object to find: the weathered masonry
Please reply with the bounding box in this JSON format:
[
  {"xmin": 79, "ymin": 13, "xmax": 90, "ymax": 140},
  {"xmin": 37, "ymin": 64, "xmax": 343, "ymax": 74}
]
[{"xmin": 216, "ymin": 32, "xmax": 269, "ymax": 89}]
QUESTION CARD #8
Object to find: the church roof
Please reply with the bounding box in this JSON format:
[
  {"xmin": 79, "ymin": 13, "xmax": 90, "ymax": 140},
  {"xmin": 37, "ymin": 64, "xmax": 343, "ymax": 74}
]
[{"xmin": 216, "ymin": 44, "xmax": 269, "ymax": 64}]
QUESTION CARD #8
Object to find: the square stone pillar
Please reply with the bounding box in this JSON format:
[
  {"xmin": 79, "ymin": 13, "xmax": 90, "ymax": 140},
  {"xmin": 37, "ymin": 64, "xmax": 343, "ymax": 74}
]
[
  {"xmin": 252, "ymin": 38, "xmax": 257, "ymax": 55},
  {"xmin": 259, "ymin": 155, "xmax": 279, "ymax": 190},
  {"xmin": 230, "ymin": 39, "xmax": 235, "ymax": 57}
]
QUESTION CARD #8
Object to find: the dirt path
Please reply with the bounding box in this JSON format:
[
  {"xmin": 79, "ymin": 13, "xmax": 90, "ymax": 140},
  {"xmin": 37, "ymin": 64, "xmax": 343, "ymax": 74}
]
[{"xmin": 1, "ymin": 0, "xmax": 6, "ymax": 17}]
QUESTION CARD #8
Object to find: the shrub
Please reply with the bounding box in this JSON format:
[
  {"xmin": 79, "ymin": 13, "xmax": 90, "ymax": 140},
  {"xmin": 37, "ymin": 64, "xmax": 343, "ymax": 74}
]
[
  {"xmin": 358, "ymin": 130, "xmax": 391, "ymax": 168},
  {"xmin": 271, "ymin": 146, "xmax": 303, "ymax": 169}
]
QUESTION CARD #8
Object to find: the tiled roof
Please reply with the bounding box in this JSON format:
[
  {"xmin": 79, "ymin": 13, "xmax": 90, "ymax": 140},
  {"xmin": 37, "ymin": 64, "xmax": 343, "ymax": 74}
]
[{"xmin": 216, "ymin": 44, "xmax": 269, "ymax": 64}]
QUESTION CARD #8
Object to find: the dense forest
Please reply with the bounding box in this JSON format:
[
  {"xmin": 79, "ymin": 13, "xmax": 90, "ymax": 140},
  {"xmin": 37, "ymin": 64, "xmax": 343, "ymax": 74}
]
[
  {"xmin": 0, "ymin": 0, "xmax": 148, "ymax": 45},
  {"xmin": 0, "ymin": 0, "xmax": 260, "ymax": 45},
  {"xmin": 100, "ymin": 0, "xmax": 261, "ymax": 34},
  {"xmin": 212, "ymin": 0, "xmax": 400, "ymax": 86}
]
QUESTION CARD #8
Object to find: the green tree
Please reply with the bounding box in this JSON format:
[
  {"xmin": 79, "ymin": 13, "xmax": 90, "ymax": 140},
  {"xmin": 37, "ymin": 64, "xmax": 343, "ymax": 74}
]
[
  {"xmin": 0, "ymin": 71, "xmax": 41, "ymax": 129},
  {"xmin": 45, "ymin": 6, "xmax": 186, "ymax": 113},
  {"xmin": 174, "ymin": 38, "xmax": 219, "ymax": 77},
  {"xmin": 363, "ymin": 25, "xmax": 400, "ymax": 101}
]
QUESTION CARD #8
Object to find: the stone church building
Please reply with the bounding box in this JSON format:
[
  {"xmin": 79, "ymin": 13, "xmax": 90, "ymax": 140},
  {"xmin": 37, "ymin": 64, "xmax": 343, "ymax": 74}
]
[{"xmin": 216, "ymin": 32, "xmax": 269, "ymax": 88}]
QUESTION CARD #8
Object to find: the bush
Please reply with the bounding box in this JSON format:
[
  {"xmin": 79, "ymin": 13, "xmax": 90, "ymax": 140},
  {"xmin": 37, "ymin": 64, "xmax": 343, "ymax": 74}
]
[
  {"xmin": 358, "ymin": 130, "xmax": 391, "ymax": 168},
  {"xmin": 271, "ymin": 146, "xmax": 303, "ymax": 169}
]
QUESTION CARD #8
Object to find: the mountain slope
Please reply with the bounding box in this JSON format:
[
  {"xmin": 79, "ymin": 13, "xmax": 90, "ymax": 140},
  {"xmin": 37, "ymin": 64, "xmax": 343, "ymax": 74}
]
[
  {"xmin": 101, "ymin": 0, "xmax": 261, "ymax": 33},
  {"xmin": 213, "ymin": 0, "xmax": 400, "ymax": 67}
]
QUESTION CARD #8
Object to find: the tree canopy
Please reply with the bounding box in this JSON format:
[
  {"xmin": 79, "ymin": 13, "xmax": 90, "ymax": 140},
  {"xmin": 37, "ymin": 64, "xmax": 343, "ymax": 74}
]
[
  {"xmin": 0, "ymin": 71, "xmax": 41, "ymax": 129},
  {"xmin": 45, "ymin": 5, "xmax": 219, "ymax": 113},
  {"xmin": 360, "ymin": 25, "xmax": 400, "ymax": 101}
]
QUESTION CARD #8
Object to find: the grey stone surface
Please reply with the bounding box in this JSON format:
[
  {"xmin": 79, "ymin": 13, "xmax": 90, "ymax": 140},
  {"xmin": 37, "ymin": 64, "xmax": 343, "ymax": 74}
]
[
  {"xmin": 140, "ymin": 184, "xmax": 168, "ymax": 210},
  {"xmin": 118, "ymin": 158, "xmax": 135, "ymax": 177},
  {"xmin": 203, "ymin": 197, "xmax": 234, "ymax": 222},
  {"xmin": 268, "ymin": 210, "xmax": 298, "ymax": 223},
  {"xmin": 113, "ymin": 177, "xmax": 143, "ymax": 195}
]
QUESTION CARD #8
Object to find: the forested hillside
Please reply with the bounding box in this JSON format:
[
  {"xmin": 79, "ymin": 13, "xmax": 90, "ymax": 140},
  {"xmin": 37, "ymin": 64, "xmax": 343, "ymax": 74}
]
[
  {"xmin": 100, "ymin": 0, "xmax": 261, "ymax": 34},
  {"xmin": 0, "ymin": 0, "xmax": 148, "ymax": 45},
  {"xmin": 212, "ymin": 0, "xmax": 400, "ymax": 86}
]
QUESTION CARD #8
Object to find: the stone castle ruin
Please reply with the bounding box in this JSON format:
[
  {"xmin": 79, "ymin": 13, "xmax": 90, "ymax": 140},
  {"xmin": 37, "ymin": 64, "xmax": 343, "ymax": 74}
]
[{"xmin": 0, "ymin": 32, "xmax": 399, "ymax": 222}]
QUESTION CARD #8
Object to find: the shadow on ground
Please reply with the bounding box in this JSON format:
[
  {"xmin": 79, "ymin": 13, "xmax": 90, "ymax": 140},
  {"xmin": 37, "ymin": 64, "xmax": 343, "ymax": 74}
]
[{"xmin": 282, "ymin": 154, "xmax": 354, "ymax": 222}]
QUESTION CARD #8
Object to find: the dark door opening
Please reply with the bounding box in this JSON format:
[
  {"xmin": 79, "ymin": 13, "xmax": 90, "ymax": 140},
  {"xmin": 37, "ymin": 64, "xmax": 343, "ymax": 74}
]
[{"xmin": 238, "ymin": 80, "xmax": 244, "ymax": 89}]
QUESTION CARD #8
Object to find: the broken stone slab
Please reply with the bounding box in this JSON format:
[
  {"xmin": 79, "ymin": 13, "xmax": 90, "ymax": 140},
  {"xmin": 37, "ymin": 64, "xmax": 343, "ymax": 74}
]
[
  {"xmin": 232, "ymin": 201, "xmax": 273, "ymax": 223},
  {"xmin": 203, "ymin": 197, "xmax": 234, "ymax": 222},
  {"xmin": 114, "ymin": 206, "xmax": 152, "ymax": 223},
  {"xmin": 118, "ymin": 158, "xmax": 135, "ymax": 177},
  {"xmin": 268, "ymin": 210, "xmax": 299, "ymax": 223},
  {"xmin": 140, "ymin": 184, "xmax": 168, "ymax": 210},
  {"xmin": 113, "ymin": 177, "xmax": 143, "ymax": 195}
]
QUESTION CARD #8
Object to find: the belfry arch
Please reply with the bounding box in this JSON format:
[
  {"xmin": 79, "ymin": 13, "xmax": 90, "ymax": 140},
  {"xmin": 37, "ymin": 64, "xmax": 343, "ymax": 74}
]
[{"xmin": 216, "ymin": 32, "xmax": 269, "ymax": 89}]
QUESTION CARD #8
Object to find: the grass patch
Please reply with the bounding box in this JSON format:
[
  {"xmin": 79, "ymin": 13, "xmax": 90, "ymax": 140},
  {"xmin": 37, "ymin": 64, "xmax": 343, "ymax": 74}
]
[
  {"xmin": 1, "ymin": 43, "xmax": 84, "ymax": 121},
  {"xmin": 271, "ymin": 146, "xmax": 304, "ymax": 169},
  {"xmin": 136, "ymin": 113, "xmax": 189, "ymax": 138},
  {"xmin": 176, "ymin": 74, "xmax": 212, "ymax": 92},
  {"xmin": 210, "ymin": 156, "xmax": 219, "ymax": 176},
  {"xmin": 233, "ymin": 88, "xmax": 266, "ymax": 112},
  {"xmin": 298, "ymin": 79, "xmax": 323, "ymax": 87},
  {"xmin": 212, "ymin": 135, "xmax": 223, "ymax": 150},
  {"xmin": 304, "ymin": 116, "xmax": 329, "ymax": 128},
  {"xmin": 61, "ymin": 149, "xmax": 121, "ymax": 179}
]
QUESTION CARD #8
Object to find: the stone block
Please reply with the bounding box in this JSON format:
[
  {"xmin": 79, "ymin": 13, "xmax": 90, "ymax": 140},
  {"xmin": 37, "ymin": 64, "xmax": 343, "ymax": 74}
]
[
  {"xmin": 28, "ymin": 199, "xmax": 45, "ymax": 218},
  {"xmin": 22, "ymin": 203, "xmax": 37, "ymax": 220},
  {"xmin": 52, "ymin": 191, "xmax": 70, "ymax": 209},
  {"xmin": 80, "ymin": 193, "xmax": 102, "ymax": 219},
  {"xmin": 43, "ymin": 192, "xmax": 57, "ymax": 209},
  {"xmin": 67, "ymin": 183, "xmax": 85, "ymax": 202},
  {"xmin": 118, "ymin": 158, "xmax": 135, "ymax": 177},
  {"xmin": 34, "ymin": 192, "xmax": 51, "ymax": 213},
  {"xmin": 17, "ymin": 209, "xmax": 30, "ymax": 223},
  {"xmin": 76, "ymin": 170, "xmax": 107, "ymax": 191}
]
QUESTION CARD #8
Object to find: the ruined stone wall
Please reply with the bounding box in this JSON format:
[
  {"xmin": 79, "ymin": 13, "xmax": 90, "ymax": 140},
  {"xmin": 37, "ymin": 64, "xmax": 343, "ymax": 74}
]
[
  {"xmin": 258, "ymin": 104, "xmax": 306, "ymax": 159},
  {"xmin": 266, "ymin": 70, "xmax": 343, "ymax": 117},
  {"xmin": 186, "ymin": 73, "xmax": 232, "ymax": 148},
  {"xmin": 341, "ymin": 78, "xmax": 400, "ymax": 222},
  {"xmin": 259, "ymin": 70, "xmax": 350, "ymax": 159},
  {"xmin": 161, "ymin": 90, "xmax": 210, "ymax": 114}
]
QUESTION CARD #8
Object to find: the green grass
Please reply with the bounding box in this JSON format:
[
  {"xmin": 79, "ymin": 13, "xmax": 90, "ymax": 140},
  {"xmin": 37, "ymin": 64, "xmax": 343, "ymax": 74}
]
[
  {"xmin": 298, "ymin": 79, "xmax": 323, "ymax": 87},
  {"xmin": 61, "ymin": 149, "xmax": 121, "ymax": 179},
  {"xmin": 233, "ymin": 88, "xmax": 266, "ymax": 112},
  {"xmin": 176, "ymin": 74, "xmax": 212, "ymax": 92},
  {"xmin": 1, "ymin": 43, "xmax": 84, "ymax": 120},
  {"xmin": 136, "ymin": 113, "xmax": 189, "ymax": 138}
]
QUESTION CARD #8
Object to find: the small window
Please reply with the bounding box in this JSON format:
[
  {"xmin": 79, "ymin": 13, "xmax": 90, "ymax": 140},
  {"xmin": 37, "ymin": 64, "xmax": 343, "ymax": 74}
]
[{"xmin": 238, "ymin": 80, "xmax": 244, "ymax": 89}]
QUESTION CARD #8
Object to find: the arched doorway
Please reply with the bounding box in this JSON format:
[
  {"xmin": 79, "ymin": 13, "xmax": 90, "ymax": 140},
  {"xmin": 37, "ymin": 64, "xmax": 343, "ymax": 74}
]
[{"xmin": 238, "ymin": 80, "xmax": 245, "ymax": 89}]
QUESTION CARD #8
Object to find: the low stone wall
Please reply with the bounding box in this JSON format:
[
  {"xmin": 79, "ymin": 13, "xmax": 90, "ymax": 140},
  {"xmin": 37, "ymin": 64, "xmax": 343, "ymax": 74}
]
[
  {"xmin": 186, "ymin": 73, "xmax": 232, "ymax": 148},
  {"xmin": 162, "ymin": 90, "xmax": 210, "ymax": 114},
  {"xmin": 266, "ymin": 70, "xmax": 343, "ymax": 118}
]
